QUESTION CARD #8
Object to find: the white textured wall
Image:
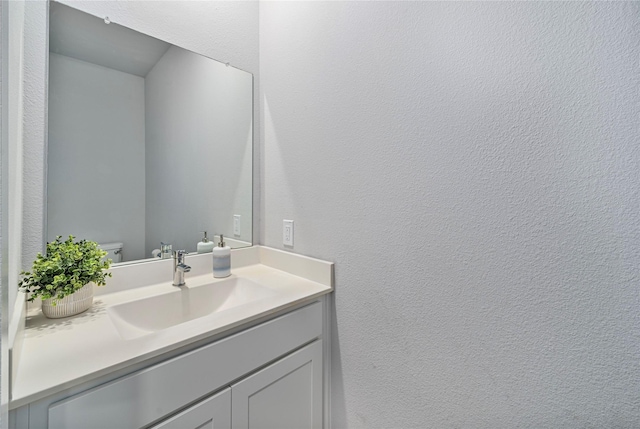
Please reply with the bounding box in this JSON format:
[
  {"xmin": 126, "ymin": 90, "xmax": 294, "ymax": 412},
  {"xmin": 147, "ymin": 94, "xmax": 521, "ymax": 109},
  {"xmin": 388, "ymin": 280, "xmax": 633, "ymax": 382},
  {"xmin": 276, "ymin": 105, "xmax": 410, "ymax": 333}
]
[
  {"xmin": 0, "ymin": 0, "xmax": 12, "ymax": 421},
  {"xmin": 47, "ymin": 53, "xmax": 146, "ymax": 260},
  {"xmin": 260, "ymin": 2, "xmax": 640, "ymax": 427},
  {"xmin": 21, "ymin": 0, "xmax": 46, "ymax": 281},
  {"xmin": 7, "ymin": 0, "xmax": 25, "ymax": 327},
  {"xmin": 145, "ymin": 46, "xmax": 253, "ymax": 255}
]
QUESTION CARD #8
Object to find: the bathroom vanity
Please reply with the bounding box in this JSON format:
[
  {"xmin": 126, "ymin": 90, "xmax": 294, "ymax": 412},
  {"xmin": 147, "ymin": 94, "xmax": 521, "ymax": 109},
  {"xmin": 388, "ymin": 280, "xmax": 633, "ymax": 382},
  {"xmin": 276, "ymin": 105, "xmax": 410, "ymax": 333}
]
[{"xmin": 9, "ymin": 246, "xmax": 333, "ymax": 429}]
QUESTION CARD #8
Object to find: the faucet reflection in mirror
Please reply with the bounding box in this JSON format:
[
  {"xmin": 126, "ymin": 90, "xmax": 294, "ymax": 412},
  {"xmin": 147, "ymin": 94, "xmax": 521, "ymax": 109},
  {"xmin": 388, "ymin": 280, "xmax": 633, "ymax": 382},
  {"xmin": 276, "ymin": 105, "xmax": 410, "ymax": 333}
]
[{"xmin": 46, "ymin": 2, "xmax": 253, "ymax": 265}]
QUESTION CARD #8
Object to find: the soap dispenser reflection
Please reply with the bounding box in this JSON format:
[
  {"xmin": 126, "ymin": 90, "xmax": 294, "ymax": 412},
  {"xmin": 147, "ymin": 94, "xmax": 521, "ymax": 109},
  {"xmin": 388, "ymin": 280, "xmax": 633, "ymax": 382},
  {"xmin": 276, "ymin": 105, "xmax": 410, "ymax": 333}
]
[
  {"xmin": 212, "ymin": 234, "xmax": 231, "ymax": 278},
  {"xmin": 197, "ymin": 231, "xmax": 214, "ymax": 254}
]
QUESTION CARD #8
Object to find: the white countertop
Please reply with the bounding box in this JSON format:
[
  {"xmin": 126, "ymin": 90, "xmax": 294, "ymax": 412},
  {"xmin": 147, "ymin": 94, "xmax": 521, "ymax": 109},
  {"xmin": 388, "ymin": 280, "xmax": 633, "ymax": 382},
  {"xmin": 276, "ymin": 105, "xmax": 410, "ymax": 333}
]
[{"xmin": 11, "ymin": 247, "xmax": 333, "ymax": 408}]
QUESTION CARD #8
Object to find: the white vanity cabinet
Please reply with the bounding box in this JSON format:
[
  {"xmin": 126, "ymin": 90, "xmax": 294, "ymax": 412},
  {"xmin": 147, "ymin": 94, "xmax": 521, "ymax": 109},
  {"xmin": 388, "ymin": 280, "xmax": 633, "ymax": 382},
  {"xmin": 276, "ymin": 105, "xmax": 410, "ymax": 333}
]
[
  {"xmin": 147, "ymin": 339, "xmax": 323, "ymax": 429},
  {"xmin": 146, "ymin": 340, "xmax": 323, "ymax": 429},
  {"xmin": 232, "ymin": 340, "xmax": 323, "ymax": 429},
  {"xmin": 14, "ymin": 300, "xmax": 327, "ymax": 429}
]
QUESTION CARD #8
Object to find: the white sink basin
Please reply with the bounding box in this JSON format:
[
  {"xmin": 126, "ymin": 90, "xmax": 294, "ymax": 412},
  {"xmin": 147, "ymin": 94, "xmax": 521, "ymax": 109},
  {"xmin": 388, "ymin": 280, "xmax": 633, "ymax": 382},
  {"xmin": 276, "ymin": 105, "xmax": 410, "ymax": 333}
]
[{"xmin": 107, "ymin": 277, "xmax": 277, "ymax": 340}]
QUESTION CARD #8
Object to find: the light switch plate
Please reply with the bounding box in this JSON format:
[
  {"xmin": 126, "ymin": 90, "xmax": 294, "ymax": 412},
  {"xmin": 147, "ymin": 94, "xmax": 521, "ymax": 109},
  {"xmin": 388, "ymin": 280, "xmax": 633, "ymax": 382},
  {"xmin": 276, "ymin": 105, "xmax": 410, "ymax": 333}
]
[
  {"xmin": 283, "ymin": 220, "xmax": 294, "ymax": 246},
  {"xmin": 233, "ymin": 215, "xmax": 241, "ymax": 236}
]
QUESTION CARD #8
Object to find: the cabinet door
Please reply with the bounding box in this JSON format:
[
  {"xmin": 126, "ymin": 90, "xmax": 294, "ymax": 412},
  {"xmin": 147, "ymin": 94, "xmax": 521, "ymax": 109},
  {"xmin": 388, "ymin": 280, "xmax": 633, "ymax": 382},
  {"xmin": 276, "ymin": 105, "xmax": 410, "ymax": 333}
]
[
  {"xmin": 151, "ymin": 388, "xmax": 231, "ymax": 429},
  {"xmin": 231, "ymin": 340, "xmax": 322, "ymax": 429}
]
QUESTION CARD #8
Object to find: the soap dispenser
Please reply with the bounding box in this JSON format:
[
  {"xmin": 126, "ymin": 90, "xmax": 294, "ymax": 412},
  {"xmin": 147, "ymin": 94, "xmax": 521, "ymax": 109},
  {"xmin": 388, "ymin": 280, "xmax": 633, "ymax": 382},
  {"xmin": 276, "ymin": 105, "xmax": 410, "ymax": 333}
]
[
  {"xmin": 197, "ymin": 231, "xmax": 214, "ymax": 254},
  {"xmin": 212, "ymin": 234, "xmax": 231, "ymax": 278}
]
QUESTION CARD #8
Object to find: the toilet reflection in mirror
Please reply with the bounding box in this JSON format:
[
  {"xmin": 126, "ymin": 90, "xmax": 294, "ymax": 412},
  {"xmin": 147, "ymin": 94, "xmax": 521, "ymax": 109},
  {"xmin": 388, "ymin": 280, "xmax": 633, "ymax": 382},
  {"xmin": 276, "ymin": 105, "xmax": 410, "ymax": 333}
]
[
  {"xmin": 46, "ymin": 2, "xmax": 253, "ymax": 264},
  {"xmin": 99, "ymin": 242, "xmax": 123, "ymax": 263}
]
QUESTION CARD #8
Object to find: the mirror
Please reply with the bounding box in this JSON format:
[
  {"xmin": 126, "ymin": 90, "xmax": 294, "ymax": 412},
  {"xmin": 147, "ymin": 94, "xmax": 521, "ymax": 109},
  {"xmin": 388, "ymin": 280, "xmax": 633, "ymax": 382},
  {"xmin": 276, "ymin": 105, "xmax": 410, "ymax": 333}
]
[{"xmin": 46, "ymin": 2, "xmax": 253, "ymax": 264}]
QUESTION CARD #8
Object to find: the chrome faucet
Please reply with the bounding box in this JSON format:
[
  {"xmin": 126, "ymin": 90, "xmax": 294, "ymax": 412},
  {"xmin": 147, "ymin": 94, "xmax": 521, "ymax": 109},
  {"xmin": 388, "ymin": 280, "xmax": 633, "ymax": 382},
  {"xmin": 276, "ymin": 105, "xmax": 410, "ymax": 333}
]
[{"xmin": 173, "ymin": 250, "xmax": 191, "ymax": 286}]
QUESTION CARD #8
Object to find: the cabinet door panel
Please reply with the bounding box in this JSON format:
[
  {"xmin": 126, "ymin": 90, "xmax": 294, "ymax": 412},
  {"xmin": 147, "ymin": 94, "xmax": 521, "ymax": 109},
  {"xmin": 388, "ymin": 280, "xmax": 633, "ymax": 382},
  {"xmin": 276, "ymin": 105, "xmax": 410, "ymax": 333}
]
[
  {"xmin": 151, "ymin": 388, "xmax": 230, "ymax": 429},
  {"xmin": 231, "ymin": 340, "xmax": 322, "ymax": 429}
]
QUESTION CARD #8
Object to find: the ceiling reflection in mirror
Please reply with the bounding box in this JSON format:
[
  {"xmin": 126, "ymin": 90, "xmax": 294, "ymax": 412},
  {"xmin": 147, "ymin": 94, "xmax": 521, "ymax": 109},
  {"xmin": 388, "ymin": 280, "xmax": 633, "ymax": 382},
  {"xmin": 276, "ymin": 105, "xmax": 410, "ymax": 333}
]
[{"xmin": 47, "ymin": 2, "xmax": 253, "ymax": 264}]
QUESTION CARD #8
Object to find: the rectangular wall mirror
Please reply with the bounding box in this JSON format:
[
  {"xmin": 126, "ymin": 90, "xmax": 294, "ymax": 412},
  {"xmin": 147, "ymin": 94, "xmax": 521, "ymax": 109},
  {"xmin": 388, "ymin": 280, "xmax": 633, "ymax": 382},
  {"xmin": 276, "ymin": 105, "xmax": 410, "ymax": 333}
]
[{"xmin": 47, "ymin": 2, "xmax": 253, "ymax": 264}]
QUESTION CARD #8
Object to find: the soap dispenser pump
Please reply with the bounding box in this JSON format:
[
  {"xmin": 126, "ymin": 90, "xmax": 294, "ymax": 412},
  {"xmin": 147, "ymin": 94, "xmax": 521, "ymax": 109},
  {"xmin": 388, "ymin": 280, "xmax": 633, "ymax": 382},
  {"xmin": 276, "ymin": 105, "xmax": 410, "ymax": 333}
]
[
  {"xmin": 212, "ymin": 234, "xmax": 231, "ymax": 278},
  {"xmin": 197, "ymin": 231, "xmax": 214, "ymax": 254}
]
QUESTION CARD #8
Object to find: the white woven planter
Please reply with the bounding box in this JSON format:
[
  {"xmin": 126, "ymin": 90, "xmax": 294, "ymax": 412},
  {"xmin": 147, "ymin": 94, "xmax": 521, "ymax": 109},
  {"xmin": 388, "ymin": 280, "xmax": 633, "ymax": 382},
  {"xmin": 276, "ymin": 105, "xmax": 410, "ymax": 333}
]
[{"xmin": 41, "ymin": 283, "xmax": 94, "ymax": 319}]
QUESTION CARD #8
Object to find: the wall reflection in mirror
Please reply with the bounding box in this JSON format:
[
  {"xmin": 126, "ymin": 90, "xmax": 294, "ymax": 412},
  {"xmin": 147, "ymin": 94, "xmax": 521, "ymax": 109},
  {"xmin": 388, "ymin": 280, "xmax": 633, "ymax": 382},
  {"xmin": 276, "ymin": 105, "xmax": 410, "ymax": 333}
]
[{"xmin": 47, "ymin": 2, "xmax": 253, "ymax": 264}]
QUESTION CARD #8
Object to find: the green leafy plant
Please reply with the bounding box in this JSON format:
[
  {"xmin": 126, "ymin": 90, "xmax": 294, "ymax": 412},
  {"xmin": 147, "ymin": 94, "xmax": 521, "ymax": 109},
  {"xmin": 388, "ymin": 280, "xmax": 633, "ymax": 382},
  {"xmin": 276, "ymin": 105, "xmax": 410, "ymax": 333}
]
[{"xmin": 19, "ymin": 236, "xmax": 112, "ymax": 303}]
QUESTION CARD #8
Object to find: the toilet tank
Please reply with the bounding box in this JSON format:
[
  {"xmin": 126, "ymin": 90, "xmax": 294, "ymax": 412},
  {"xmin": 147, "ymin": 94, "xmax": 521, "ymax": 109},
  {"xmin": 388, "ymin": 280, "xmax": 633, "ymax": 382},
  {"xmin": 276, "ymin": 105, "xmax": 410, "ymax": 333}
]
[{"xmin": 99, "ymin": 242, "xmax": 124, "ymax": 263}]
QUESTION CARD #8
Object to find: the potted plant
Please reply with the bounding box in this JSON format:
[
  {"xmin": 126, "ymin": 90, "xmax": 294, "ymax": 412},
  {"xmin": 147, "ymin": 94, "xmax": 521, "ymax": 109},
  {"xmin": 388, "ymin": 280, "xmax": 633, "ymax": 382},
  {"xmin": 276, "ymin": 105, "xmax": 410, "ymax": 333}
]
[{"xmin": 19, "ymin": 236, "xmax": 112, "ymax": 318}]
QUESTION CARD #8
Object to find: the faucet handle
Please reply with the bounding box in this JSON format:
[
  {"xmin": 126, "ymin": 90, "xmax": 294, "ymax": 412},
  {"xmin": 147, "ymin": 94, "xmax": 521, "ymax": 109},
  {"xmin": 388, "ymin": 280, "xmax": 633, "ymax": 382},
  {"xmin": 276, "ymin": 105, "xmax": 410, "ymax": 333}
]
[{"xmin": 173, "ymin": 249, "xmax": 188, "ymax": 262}]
